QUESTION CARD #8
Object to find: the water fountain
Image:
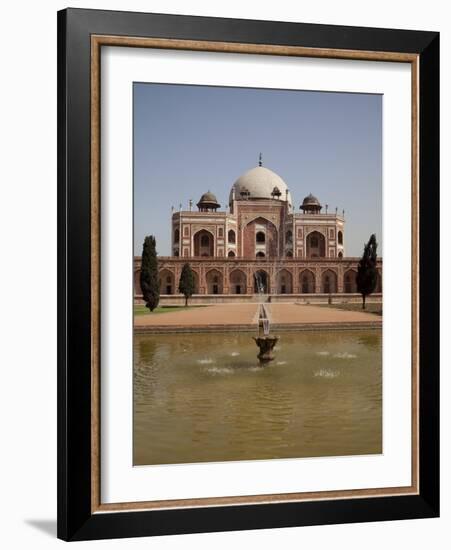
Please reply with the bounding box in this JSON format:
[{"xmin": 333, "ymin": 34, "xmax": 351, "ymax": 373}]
[{"xmin": 253, "ymin": 272, "xmax": 279, "ymax": 363}]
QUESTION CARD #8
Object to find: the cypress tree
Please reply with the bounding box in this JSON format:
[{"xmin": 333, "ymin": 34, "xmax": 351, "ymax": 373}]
[
  {"xmin": 178, "ymin": 263, "xmax": 195, "ymax": 307},
  {"xmin": 356, "ymin": 234, "xmax": 378, "ymax": 310},
  {"xmin": 140, "ymin": 236, "xmax": 160, "ymax": 312}
]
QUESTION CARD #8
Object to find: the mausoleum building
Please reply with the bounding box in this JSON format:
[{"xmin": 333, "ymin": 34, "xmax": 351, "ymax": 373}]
[{"xmin": 134, "ymin": 159, "xmax": 382, "ymax": 301}]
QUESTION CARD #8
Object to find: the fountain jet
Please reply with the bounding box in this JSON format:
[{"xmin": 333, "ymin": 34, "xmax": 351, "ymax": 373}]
[{"xmin": 253, "ymin": 303, "xmax": 279, "ymax": 363}]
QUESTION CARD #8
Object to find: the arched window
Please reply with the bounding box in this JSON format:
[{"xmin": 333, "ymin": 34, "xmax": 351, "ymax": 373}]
[
  {"xmin": 306, "ymin": 231, "xmax": 326, "ymax": 258},
  {"xmin": 256, "ymin": 251, "xmax": 265, "ymax": 258},
  {"xmin": 338, "ymin": 231, "xmax": 343, "ymax": 245},
  {"xmin": 256, "ymin": 231, "xmax": 265, "ymax": 243},
  {"xmin": 338, "ymin": 251, "xmax": 343, "ymax": 259},
  {"xmin": 228, "ymin": 250, "xmax": 235, "ymax": 257},
  {"xmin": 286, "ymin": 250, "xmax": 293, "ymax": 257},
  {"xmin": 228, "ymin": 229, "xmax": 236, "ymax": 244},
  {"xmin": 286, "ymin": 230, "xmax": 293, "ymax": 244},
  {"xmin": 174, "ymin": 228, "xmax": 180, "ymax": 243},
  {"xmin": 194, "ymin": 230, "xmax": 214, "ymax": 257}
]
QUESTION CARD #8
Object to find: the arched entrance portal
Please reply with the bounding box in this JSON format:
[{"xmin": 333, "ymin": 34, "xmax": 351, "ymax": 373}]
[
  {"xmin": 321, "ymin": 269, "xmax": 338, "ymax": 293},
  {"xmin": 205, "ymin": 269, "xmax": 223, "ymax": 294},
  {"xmin": 276, "ymin": 269, "xmax": 293, "ymax": 294},
  {"xmin": 229, "ymin": 269, "xmax": 247, "ymax": 295},
  {"xmin": 299, "ymin": 269, "xmax": 315, "ymax": 293},
  {"xmin": 344, "ymin": 269, "xmax": 358, "ymax": 293},
  {"xmin": 243, "ymin": 217, "xmax": 278, "ymax": 258},
  {"xmin": 190, "ymin": 270, "xmax": 200, "ymax": 294},
  {"xmin": 159, "ymin": 269, "xmax": 175, "ymax": 295},
  {"xmin": 254, "ymin": 270, "xmax": 269, "ymax": 294}
]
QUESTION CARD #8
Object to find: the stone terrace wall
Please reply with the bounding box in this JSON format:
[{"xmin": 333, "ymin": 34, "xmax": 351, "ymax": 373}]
[{"xmin": 134, "ymin": 256, "xmax": 383, "ymax": 301}]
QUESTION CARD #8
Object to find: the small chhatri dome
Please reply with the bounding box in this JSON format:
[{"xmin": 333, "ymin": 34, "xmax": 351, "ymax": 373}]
[
  {"xmin": 301, "ymin": 193, "xmax": 322, "ymax": 212},
  {"xmin": 302, "ymin": 193, "xmax": 321, "ymax": 207},
  {"xmin": 197, "ymin": 190, "xmax": 220, "ymax": 211},
  {"xmin": 199, "ymin": 191, "xmax": 218, "ymax": 203},
  {"xmin": 271, "ymin": 186, "xmax": 282, "ymax": 198}
]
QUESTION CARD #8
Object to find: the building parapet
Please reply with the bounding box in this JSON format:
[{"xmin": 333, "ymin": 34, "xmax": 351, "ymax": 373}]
[{"xmin": 134, "ymin": 256, "xmax": 383, "ymax": 265}]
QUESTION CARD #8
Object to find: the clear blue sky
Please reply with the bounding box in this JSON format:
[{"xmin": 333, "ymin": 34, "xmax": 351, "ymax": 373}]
[{"xmin": 134, "ymin": 83, "xmax": 382, "ymax": 257}]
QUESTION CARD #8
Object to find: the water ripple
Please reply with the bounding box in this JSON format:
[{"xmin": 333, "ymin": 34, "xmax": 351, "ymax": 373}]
[{"xmin": 133, "ymin": 330, "xmax": 382, "ymax": 465}]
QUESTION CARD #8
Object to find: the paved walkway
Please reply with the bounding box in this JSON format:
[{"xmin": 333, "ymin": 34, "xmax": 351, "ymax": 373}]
[
  {"xmin": 267, "ymin": 303, "xmax": 379, "ymax": 324},
  {"xmin": 134, "ymin": 303, "xmax": 381, "ymax": 333},
  {"xmin": 134, "ymin": 304, "xmax": 258, "ymax": 328}
]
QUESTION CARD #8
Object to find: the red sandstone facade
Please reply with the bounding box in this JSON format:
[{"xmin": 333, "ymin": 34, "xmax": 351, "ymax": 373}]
[
  {"xmin": 134, "ymin": 162, "xmax": 382, "ymax": 299},
  {"xmin": 134, "ymin": 257, "xmax": 382, "ymax": 298}
]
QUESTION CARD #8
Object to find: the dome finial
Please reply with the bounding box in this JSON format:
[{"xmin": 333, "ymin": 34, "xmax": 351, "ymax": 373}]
[{"xmin": 258, "ymin": 152, "xmax": 262, "ymax": 167}]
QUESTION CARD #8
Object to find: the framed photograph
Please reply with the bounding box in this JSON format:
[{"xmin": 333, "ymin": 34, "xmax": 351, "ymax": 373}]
[{"xmin": 57, "ymin": 8, "xmax": 439, "ymax": 541}]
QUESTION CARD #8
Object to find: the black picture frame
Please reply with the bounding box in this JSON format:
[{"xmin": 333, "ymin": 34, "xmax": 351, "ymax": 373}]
[{"xmin": 57, "ymin": 8, "xmax": 439, "ymax": 541}]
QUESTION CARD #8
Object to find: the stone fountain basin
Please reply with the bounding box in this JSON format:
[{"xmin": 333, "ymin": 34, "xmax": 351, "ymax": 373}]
[{"xmin": 253, "ymin": 335, "xmax": 280, "ymax": 362}]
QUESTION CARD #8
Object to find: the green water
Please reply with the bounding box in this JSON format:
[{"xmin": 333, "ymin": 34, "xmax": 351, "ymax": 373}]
[{"xmin": 134, "ymin": 331, "xmax": 382, "ymax": 465}]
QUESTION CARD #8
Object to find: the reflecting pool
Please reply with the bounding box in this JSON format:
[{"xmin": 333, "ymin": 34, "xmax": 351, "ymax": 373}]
[{"xmin": 134, "ymin": 330, "xmax": 382, "ymax": 465}]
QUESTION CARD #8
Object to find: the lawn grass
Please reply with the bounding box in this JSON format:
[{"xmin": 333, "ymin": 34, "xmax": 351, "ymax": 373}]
[
  {"xmin": 134, "ymin": 304, "xmax": 207, "ymax": 316},
  {"xmin": 319, "ymin": 302, "xmax": 382, "ymax": 316}
]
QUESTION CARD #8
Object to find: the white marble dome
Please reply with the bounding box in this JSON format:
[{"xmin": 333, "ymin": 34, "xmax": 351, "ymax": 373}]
[{"xmin": 229, "ymin": 166, "xmax": 292, "ymax": 206}]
